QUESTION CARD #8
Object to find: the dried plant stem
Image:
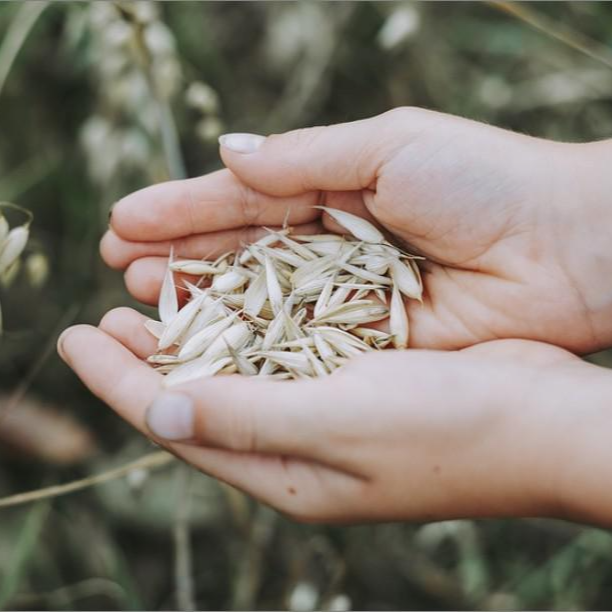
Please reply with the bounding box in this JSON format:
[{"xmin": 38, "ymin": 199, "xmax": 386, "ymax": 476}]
[
  {"xmin": 0, "ymin": 451, "xmax": 174, "ymax": 509},
  {"xmin": 155, "ymin": 96, "xmax": 187, "ymax": 180},
  {"xmin": 111, "ymin": 9, "xmax": 194, "ymax": 605},
  {"xmin": 231, "ymin": 505, "xmax": 277, "ymax": 611},
  {"xmin": 9, "ymin": 577, "xmax": 127, "ymax": 610},
  {"xmin": 113, "ymin": 2, "xmax": 186, "ymax": 181},
  {"xmin": 117, "ymin": 8, "xmax": 196, "ymax": 604},
  {"xmin": 489, "ymin": 2, "xmax": 612, "ymax": 70},
  {"xmin": 173, "ymin": 466, "xmax": 196, "ymax": 612},
  {"xmin": 0, "ymin": 1, "xmax": 49, "ymax": 99}
]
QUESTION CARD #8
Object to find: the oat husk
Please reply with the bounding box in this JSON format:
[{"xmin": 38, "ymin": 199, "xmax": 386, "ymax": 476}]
[{"xmin": 144, "ymin": 207, "xmax": 424, "ymax": 386}]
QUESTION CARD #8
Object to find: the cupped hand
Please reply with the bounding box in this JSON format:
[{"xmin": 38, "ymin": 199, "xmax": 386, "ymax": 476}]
[
  {"xmin": 101, "ymin": 107, "xmax": 612, "ymax": 352},
  {"xmin": 58, "ymin": 307, "xmax": 607, "ymax": 524}
]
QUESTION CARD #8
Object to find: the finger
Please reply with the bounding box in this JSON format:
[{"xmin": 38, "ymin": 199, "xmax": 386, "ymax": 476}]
[
  {"xmin": 110, "ymin": 169, "xmax": 321, "ymax": 242},
  {"xmin": 120, "ymin": 219, "xmax": 317, "ymax": 304},
  {"xmin": 460, "ymin": 339, "xmax": 576, "ymax": 365},
  {"xmin": 57, "ymin": 323, "xmax": 360, "ymax": 516},
  {"xmin": 58, "ymin": 325, "xmax": 162, "ymax": 428},
  {"xmin": 98, "ymin": 307, "xmax": 157, "ymax": 360},
  {"xmin": 93, "ymin": 310, "xmax": 366, "ymax": 472},
  {"xmin": 172, "ymin": 445, "xmax": 365, "ymax": 522},
  {"xmin": 59, "ymin": 329, "xmax": 344, "ymax": 463},
  {"xmin": 59, "ymin": 325, "xmax": 363, "ymax": 517},
  {"xmin": 57, "ymin": 326, "xmax": 327, "ymax": 465},
  {"xmin": 101, "ymin": 221, "xmax": 324, "ymax": 270},
  {"xmin": 124, "ymin": 257, "xmax": 193, "ymax": 307},
  {"xmin": 218, "ymin": 110, "xmax": 406, "ymax": 196},
  {"xmin": 145, "ymin": 375, "xmax": 332, "ymax": 460}
]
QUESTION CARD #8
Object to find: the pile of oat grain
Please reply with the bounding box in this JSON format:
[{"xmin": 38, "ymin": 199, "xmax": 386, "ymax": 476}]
[{"xmin": 145, "ymin": 207, "xmax": 423, "ymax": 386}]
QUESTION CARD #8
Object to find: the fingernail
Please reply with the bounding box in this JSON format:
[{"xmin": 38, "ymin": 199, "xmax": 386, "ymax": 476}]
[
  {"xmin": 219, "ymin": 132, "xmax": 266, "ymax": 154},
  {"xmin": 57, "ymin": 328, "xmax": 73, "ymax": 362},
  {"xmin": 146, "ymin": 393, "xmax": 195, "ymax": 441}
]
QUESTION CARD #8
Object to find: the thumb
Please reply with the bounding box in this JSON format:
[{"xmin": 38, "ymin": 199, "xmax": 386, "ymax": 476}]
[
  {"xmin": 144, "ymin": 376, "xmax": 327, "ymax": 457},
  {"xmin": 218, "ymin": 109, "xmax": 408, "ymax": 196}
]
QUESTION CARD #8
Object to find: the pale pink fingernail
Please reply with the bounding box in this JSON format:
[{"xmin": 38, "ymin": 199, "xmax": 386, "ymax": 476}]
[
  {"xmin": 218, "ymin": 132, "xmax": 266, "ymax": 154},
  {"xmin": 146, "ymin": 393, "xmax": 195, "ymax": 441}
]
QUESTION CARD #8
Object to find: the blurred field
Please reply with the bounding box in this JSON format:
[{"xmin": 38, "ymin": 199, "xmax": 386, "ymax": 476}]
[{"xmin": 1, "ymin": 2, "xmax": 612, "ymax": 610}]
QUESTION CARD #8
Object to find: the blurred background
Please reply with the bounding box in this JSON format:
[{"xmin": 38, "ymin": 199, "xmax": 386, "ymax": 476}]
[{"xmin": 1, "ymin": 1, "xmax": 612, "ymax": 610}]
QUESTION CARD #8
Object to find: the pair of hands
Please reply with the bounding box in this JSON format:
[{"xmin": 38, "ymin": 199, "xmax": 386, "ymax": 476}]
[{"xmin": 59, "ymin": 107, "xmax": 612, "ymax": 525}]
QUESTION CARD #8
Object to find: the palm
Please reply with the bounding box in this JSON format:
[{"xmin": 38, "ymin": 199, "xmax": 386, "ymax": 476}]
[
  {"xmin": 359, "ymin": 132, "xmax": 591, "ymax": 351},
  {"xmin": 367, "ymin": 185, "xmax": 588, "ymax": 351}
]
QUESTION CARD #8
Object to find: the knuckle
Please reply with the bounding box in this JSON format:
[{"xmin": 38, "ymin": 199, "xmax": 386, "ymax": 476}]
[
  {"xmin": 171, "ymin": 235, "xmax": 191, "ymax": 258},
  {"xmin": 239, "ymin": 183, "xmax": 261, "ymax": 226},
  {"xmin": 182, "ymin": 180, "xmax": 200, "ymax": 234},
  {"xmin": 263, "ymin": 126, "xmax": 338, "ymax": 193},
  {"xmin": 224, "ymin": 407, "xmax": 259, "ymax": 453},
  {"xmin": 297, "ymin": 127, "xmax": 328, "ymax": 158},
  {"xmin": 382, "ymin": 105, "xmax": 423, "ymax": 124},
  {"xmin": 269, "ymin": 126, "xmax": 322, "ymax": 151},
  {"xmin": 270, "ymin": 127, "xmax": 328, "ymax": 191}
]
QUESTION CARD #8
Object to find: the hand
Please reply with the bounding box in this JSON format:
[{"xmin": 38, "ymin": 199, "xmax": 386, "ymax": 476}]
[
  {"xmin": 101, "ymin": 107, "xmax": 612, "ymax": 352},
  {"xmin": 57, "ymin": 309, "xmax": 612, "ymax": 525}
]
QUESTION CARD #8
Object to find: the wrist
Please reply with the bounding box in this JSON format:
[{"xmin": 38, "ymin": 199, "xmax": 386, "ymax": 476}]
[
  {"xmin": 529, "ymin": 360, "xmax": 612, "ymax": 526},
  {"xmin": 420, "ymin": 357, "xmax": 579, "ymax": 522},
  {"xmin": 554, "ymin": 141, "xmax": 612, "ymax": 349}
]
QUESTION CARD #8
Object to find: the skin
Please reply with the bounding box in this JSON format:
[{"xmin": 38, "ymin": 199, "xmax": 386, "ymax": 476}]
[{"xmin": 59, "ymin": 107, "xmax": 612, "ymax": 525}]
